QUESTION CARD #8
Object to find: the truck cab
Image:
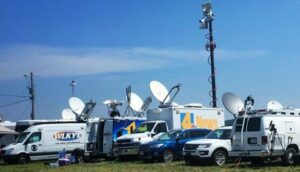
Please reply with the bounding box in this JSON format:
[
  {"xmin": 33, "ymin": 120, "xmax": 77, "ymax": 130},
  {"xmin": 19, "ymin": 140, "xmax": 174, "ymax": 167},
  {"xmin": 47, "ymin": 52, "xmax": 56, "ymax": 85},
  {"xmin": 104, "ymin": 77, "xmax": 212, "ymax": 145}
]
[{"xmin": 116, "ymin": 121, "xmax": 168, "ymax": 158}]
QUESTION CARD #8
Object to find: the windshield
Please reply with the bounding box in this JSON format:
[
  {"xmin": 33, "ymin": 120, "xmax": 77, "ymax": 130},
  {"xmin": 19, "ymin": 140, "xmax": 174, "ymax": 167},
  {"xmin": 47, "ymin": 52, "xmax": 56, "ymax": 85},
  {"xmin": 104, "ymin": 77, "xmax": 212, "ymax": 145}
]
[
  {"xmin": 14, "ymin": 132, "xmax": 30, "ymax": 143},
  {"xmin": 206, "ymin": 129, "xmax": 231, "ymax": 139},
  {"xmin": 134, "ymin": 122, "xmax": 156, "ymax": 133},
  {"xmin": 157, "ymin": 130, "xmax": 182, "ymax": 141}
]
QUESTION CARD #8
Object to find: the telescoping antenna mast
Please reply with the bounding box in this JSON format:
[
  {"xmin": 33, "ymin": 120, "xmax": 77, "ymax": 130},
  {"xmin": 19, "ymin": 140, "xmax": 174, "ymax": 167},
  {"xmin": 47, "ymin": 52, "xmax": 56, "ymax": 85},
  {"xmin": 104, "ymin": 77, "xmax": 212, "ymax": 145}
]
[
  {"xmin": 200, "ymin": 2, "xmax": 217, "ymax": 108},
  {"xmin": 24, "ymin": 72, "xmax": 35, "ymax": 120}
]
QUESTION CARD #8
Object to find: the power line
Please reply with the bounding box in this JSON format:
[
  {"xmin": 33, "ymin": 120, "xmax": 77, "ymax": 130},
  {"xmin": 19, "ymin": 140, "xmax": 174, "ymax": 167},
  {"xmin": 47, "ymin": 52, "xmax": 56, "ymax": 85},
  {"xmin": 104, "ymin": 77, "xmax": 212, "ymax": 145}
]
[
  {"xmin": 0, "ymin": 99, "xmax": 30, "ymax": 108},
  {"xmin": 0, "ymin": 93, "xmax": 28, "ymax": 98}
]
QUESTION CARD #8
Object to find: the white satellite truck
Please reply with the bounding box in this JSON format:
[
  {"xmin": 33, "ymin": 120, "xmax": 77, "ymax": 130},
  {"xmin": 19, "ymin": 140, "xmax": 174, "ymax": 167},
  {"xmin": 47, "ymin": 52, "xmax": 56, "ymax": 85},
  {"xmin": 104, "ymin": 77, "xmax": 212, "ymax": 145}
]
[
  {"xmin": 223, "ymin": 92, "xmax": 300, "ymax": 165},
  {"xmin": 0, "ymin": 97, "xmax": 96, "ymax": 164},
  {"xmin": 116, "ymin": 81, "xmax": 225, "ymax": 158}
]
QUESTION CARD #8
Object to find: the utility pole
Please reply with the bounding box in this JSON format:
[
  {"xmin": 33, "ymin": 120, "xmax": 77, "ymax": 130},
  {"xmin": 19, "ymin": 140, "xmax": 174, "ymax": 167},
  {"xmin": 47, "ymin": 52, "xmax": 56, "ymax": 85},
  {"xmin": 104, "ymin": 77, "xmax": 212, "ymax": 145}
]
[
  {"xmin": 200, "ymin": 2, "xmax": 217, "ymax": 108},
  {"xmin": 25, "ymin": 72, "xmax": 35, "ymax": 120}
]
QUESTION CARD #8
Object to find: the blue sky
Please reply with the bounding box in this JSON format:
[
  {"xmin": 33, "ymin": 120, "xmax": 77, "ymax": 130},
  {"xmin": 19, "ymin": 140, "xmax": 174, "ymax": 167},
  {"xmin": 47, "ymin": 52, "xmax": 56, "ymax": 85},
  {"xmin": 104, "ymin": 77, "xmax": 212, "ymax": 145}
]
[{"xmin": 1, "ymin": 0, "xmax": 300, "ymax": 122}]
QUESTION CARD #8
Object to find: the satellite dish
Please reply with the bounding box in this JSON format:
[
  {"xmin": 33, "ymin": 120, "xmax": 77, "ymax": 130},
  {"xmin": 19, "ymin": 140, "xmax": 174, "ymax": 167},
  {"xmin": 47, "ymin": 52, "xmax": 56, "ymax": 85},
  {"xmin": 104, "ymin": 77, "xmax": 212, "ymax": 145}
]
[
  {"xmin": 69, "ymin": 97, "xmax": 85, "ymax": 115},
  {"xmin": 62, "ymin": 109, "xmax": 76, "ymax": 120},
  {"xmin": 222, "ymin": 92, "xmax": 244, "ymax": 117},
  {"xmin": 150, "ymin": 80, "xmax": 170, "ymax": 103},
  {"xmin": 267, "ymin": 100, "xmax": 283, "ymax": 110},
  {"xmin": 129, "ymin": 92, "xmax": 143, "ymax": 112}
]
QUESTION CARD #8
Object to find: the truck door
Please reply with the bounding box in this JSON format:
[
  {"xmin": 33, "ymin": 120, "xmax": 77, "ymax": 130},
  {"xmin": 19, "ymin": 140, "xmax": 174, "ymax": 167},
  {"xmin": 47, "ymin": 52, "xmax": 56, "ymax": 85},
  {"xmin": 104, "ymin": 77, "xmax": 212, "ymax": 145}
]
[
  {"xmin": 24, "ymin": 132, "xmax": 46, "ymax": 160},
  {"xmin": 153, "ymin": 122, "xmax": 168, "ymax": 136},
  {"xmin": 243, "ymin": 117, "xmax": 262, "ymax": 151},
  {"xmin": 102, "ymin": 120, "xmax": 113, "ymax": 154}
]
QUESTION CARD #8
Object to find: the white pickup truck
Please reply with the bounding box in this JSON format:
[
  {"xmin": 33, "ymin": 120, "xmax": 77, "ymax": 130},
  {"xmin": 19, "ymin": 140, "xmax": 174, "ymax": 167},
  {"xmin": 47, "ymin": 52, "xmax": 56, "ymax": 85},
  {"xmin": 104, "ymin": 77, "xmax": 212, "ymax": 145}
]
[{"xmin": 183, "ymin": 126, "xmax": 232, "ymax": 166}]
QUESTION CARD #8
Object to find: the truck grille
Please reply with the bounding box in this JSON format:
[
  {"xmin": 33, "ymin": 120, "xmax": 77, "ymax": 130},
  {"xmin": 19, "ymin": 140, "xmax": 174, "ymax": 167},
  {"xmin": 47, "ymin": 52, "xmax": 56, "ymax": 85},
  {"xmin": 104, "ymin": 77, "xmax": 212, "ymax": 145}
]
[
  {"xmin": 116, "ymin": 140, "xmax": 140, "ymax": 148},
  {"xmin": 139, "ymin": 145, "xmax": 150, "ymax": 151},
  {"xmin": 184, "ymin": 144, "xmax": 199, "ymax": 150}
]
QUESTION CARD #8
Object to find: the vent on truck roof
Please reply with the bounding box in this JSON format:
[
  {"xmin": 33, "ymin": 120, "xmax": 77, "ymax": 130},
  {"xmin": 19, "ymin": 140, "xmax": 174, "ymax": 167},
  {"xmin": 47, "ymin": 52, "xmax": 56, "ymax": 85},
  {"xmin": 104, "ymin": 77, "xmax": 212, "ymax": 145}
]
[{"xmin": 149, "ymin": 80, "xmax": 181, "ymax": 107}]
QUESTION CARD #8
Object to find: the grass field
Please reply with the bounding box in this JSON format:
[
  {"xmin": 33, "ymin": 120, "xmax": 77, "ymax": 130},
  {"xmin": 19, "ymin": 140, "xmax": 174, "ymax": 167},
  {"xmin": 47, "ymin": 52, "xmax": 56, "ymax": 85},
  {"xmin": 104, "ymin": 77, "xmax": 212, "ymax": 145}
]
[{"xmin": 1, "ymin": 160, "xmax": 300, "ymax": 172}]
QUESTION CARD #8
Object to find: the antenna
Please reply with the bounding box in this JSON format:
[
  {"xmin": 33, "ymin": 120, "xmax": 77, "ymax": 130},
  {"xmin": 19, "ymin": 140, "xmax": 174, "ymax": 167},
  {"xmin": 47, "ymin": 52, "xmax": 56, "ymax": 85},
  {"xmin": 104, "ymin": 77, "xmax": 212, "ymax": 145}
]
[
  {"xmin": 103, "ymin": 100, "xmax": 123, "ymax": 118},
  {"xmin": 149, "ymin": 80, "xmax": 181, "ymax": 107},
  {"xmin": 69, "ymin": 80, "xmax": 77, "ymax": 97},
  {"xmin": 200, "ymin": 2, "xmax": 217, "ymax": 108}
]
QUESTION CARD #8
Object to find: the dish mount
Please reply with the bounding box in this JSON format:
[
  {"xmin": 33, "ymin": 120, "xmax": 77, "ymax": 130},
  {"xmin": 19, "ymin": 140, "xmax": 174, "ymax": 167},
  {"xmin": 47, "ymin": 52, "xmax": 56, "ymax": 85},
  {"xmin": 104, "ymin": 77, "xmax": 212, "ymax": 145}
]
[
  {"xmin": 149, "ymin": 80, "xmax": 181, "ymax": 107},
  {"xmin": 62, "ymin": 97, "xmax": 96, "ymax": 121},
  {"xmin": 124, "ymin": 85, "xmax": 152, "ymax": 117}
]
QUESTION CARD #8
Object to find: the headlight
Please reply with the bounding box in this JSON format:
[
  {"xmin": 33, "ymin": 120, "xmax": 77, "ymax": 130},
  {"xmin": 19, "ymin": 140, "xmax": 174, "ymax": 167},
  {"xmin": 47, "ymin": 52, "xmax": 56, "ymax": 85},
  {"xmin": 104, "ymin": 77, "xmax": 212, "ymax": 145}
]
[
  {"xmin": 197, "ymin": 143, "xmax": 211, "ymax": 148},
  {"xmin": 5, "ymin": 148, "xmax": 14, "ymax": 155},
  {"xmin": 151, "ymin": 143, "xmax": 164, "ymax": 149}
]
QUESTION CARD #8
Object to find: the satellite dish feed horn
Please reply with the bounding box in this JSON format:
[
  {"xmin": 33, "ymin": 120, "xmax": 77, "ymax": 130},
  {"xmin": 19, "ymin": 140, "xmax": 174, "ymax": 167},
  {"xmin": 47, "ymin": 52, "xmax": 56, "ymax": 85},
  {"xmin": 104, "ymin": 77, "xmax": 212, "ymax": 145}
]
[{"xmin": 222, "ymin": 92, "xmax": 244, "ymax": 118}]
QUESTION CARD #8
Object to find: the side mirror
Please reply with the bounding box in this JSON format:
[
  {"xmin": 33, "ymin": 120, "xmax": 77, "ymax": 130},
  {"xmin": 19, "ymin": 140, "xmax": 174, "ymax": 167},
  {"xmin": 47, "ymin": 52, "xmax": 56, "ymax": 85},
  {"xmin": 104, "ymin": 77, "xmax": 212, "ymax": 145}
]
[{"xmin": 176, "ymin": 137, "xmax": 180, "ymax": 143}]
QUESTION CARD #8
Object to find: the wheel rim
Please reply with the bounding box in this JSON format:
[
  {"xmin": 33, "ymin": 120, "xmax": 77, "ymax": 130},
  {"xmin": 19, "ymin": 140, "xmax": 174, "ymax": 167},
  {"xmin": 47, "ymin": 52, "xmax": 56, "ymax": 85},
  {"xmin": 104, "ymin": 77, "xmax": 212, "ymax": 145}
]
[
  {"xmin": 18, "ymin": 156, "xmax": 28, "ymax": 164},
  {"xmin": 163, "ymin": 150, "xmax": 174, "ymax": 162},
  {"xmin": 215, "ymin": 151, "xmax": 226, "ymax": 166},
  {"xmin": 287, "ymin": 150, "xmax": 295, "ymax": 164}
]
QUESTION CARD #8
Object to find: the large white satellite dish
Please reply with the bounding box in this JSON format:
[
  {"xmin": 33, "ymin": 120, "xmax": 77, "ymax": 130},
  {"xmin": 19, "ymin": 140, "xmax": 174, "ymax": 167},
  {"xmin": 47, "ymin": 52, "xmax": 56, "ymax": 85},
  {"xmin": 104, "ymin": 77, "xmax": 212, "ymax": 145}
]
[
  {"xmin": 61, "ymin": 109, "xmax": 76, "ymax": 120},
  {"xmin": 222, "ymin": 92, "xmax": 244, "ymax": 117},
  {"xmin": 267, "ymin": 100, "xmax": 283, "ymax": 110},
  {"xmin": 150, "ymin": 80, "xmax": 170, "ymax": 103},
  {"xmin": 69, "ymin": 97, "xmax": 85, "ymax": 115},
  {"xmin": 129, "ymin": 92, "xmax": 143, "ymax": 112}
]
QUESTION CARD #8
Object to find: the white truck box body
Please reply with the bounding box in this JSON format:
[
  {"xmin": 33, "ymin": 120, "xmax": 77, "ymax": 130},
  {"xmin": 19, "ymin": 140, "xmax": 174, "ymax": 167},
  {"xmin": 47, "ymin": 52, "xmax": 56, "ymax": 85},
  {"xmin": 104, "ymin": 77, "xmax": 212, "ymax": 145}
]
[
  {"xmin": 147, "ymin": 106, "xmax": 224, "ymax": 130},
  {"xmin": 1, "ymin": 122, "xmax": 86, "ymax": 163}
]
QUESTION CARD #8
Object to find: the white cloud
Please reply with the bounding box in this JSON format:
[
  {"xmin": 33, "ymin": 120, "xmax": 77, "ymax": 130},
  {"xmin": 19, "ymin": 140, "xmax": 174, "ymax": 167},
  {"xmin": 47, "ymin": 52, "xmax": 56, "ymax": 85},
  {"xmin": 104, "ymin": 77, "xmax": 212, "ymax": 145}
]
[{"xmin": 0, "ymin": 44, "xmax": 267, "ymax": 80}]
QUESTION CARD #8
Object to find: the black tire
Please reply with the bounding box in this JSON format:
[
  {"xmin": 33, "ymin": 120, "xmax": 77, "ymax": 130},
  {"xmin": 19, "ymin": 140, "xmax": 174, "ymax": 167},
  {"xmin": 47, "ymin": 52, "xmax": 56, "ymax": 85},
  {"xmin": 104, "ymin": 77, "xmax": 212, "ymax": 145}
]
[
  {"xmin": 282, "ymin": 148, "xmax": 297, "ymax": 165},
  {"xmin": 161, "ymin": 149, "xmax": 175, "ymax": 163},
  {"xmin": 72, "ymin": 150, "xmax": 84, "ymax": 164},
  {"xmin": 211, "ymin": 150, "xmax": 228, "ymax": 166},
  {"xmin": 17, "ymin": 154, "xmax": 30, "ymax": 164}
]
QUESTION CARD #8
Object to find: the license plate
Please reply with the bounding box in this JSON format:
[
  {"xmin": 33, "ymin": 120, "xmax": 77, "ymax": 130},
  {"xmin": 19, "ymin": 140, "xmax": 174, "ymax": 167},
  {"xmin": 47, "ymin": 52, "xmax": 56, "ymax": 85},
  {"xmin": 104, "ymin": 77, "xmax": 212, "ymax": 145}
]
[
  {"xmin": 186, "ymin": 152, "xmax": 191, "ymax": 156},
  {"xmin": 140, "ymin": 151, "xmax": 144, "ymax": 156}
]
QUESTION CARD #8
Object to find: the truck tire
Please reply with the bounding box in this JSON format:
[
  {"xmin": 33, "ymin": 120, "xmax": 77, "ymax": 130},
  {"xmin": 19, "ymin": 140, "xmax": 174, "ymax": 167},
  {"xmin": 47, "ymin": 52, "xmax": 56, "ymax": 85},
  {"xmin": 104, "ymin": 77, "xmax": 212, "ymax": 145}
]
[
  {"xmin": 212, "ymin": 149, "xmax": 227, "ymax": 166},
  {"xmin": 282, "ymin": 148, "xmax": 297, "ymax": 165},
  {"xmin": 72, "ymin": 150, "xmax": 84, "ymax": 164},
  {"xmin": 17, "ymin": 154, "xmax": 30, "ymax": 164},
  {"xmin": 162, "ymin": 149, "xmax": 175, "ymax": 163}
]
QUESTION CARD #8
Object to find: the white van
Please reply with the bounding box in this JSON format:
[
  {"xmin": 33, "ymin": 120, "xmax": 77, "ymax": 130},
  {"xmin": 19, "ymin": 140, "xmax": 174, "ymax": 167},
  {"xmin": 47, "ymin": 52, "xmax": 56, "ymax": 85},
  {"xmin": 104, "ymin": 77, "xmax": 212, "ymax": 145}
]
[
  {"xmin": 230, "ymin": 108, "xmax": 300, "ymax": 165},
  {"xmin": 1, "ymin": 122, "xmax": 86, "ymax": 164}
]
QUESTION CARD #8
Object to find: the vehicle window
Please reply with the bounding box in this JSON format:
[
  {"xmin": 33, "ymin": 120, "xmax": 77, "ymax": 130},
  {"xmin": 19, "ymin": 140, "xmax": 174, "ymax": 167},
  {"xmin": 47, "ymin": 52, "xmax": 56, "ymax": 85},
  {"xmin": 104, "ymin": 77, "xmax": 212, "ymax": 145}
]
[
  {"xmin": 134, "ymin": 122, "xmax": 156, "ymax": 133},
  {"xmin": 219, "ymin": 129, "xmax": 232, "ymax": 139},
  {"xmin": 190, "ymin": 130, "xmax": 210, "ymax": 138},
  {"xmin": 180, "ymin": 131, "xmax": 190, "ymax": 140},
  {"xmin": 158, "ymin": 130, "xmax": 182, "ymax": 141},
  {"xmin": 15, "ymin": 132, "xmax": 30, "ymax": 143},
  {"xmin": 235, "ymin": 118, "xmax": 248, "ymax": 132},
  {"xmin": 206, "ymin": 129, "xmax": 231, "ymax": 139},
  {"xmin": 247, "ymin": 117, "xmax": 261, "ymax": 131},
  {"xmin": 154, "ymin": 123, "xmax": 167, "ymax": 133},
  {"xmin": 28, "ymin": 132, "xmax": 41, "ymax": 143}
]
